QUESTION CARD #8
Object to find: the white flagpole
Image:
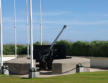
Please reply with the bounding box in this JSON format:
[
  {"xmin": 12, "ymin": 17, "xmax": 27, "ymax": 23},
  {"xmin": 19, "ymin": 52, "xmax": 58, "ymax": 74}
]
[
  {"xmin": 29, "ymin": 0, "xmax": 34, "ymax": 69},
  {"xmin": 14, "ymin": 0, "xmax": 17, "ymax": 57},
  {"xmin": 40, "ymin": 0, "xmax": 42, "ymax": 45},
  {"xmin": 29, "ymin": 0, "xmax": 36, "ymax": 78},
  {"xmin": 0, "ymin": 0, "xmax": 3, "ymax": 67},
  {"xmin": 26, "ymin": 0, "xmax": 29, "ymax": 57}
]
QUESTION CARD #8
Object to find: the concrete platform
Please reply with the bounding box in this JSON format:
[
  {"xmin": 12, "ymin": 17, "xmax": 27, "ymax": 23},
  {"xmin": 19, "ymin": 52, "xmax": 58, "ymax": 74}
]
[
  {"xmin": 4, "ymin": 57, "xmax": 36, "ymax": 75},
  {"xmin": 52, "ymin": 57, "xmax": 90, "ymax": 74},
  {"xmin": 3, "ymin": 56, "xmax": 90, "ymax": 76},
  {"xmin": 3, "ymin": 56, "xmax": 108, "ymax": 78}
]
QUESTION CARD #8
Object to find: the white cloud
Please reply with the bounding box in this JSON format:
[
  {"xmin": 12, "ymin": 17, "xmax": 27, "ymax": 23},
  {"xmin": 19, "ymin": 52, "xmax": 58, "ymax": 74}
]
[
  {"xmin": 3, "ymin": 16, "xmax": 108, "ymax": 26},
  {"xmin": 33, "ymin": 11, "xmax": 71, "ymax": 16},
  {"xmin": 43, "ymin": 20, "xmax": 108, "ymax": 25},
  {"xmin": 3, "ymin": 11, "xmax": 108, "ymax": 26}
]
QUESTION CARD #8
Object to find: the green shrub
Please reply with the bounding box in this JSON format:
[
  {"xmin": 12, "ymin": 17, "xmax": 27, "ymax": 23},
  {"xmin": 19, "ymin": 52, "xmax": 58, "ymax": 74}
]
[
  {"xmin": 72, "ymin": 41, "xmax": 90, "ymax": 56},
  {"xmin": 3, "ymin": 40, "xmax": 108, "ymax": 57},
  {"xmin": 17, "ymin": 45, "xmax": 27, "ymax": 55},
  {"xmin": 3, "ymin": 44, "xmax": 27, "ymax": 55},
  {"xmin": 90, "ymin": 41, "xmax": 108, "ymax": 57},
  {"xmin": 3, "ymin": 44, "xmax": 15, "ymax": 55},
  {"xmin": 56, "ymin": 40, "xmax": 108, "ymax": 57}
]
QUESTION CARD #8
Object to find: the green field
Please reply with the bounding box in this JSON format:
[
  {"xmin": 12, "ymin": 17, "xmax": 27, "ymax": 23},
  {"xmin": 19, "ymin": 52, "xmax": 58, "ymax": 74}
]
[{"xmin": 0, "ymin": 71, "xmax": 108, "ymax": 83}]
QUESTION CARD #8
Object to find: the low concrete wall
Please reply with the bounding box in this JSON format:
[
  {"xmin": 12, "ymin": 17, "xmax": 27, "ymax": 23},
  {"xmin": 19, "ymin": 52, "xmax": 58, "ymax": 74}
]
[
  {"xmin": 52, "ymin": 57, "xmax": 90, "ymax": 74},
  {"xmin": 4, "ymin": 57, "xmax": 36, "ymax": 75},
  {"xmin": 91, "ymin": 57, "xmax": 108, "ymax": 68},
  {"xmin": 4, "ymin": 63, "xmax": 30, "ymax": 75}
]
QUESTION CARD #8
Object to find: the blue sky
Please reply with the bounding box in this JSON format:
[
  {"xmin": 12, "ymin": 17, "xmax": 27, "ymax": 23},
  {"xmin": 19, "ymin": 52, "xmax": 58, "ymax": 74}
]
[{"xmin": 2, "ymin": 0, "xmax": 108, "ymax": 44}]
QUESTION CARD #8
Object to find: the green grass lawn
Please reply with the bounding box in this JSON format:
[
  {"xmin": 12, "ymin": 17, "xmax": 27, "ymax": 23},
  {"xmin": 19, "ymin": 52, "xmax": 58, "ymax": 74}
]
[{"xmin": 0, "ymin": 71, "xmax": 108, "ymax": 83}]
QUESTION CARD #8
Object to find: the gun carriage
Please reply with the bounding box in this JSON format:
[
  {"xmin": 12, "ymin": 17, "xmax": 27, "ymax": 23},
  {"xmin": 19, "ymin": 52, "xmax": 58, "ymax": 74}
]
[{"xmin": 33, "ymin": 25, "xmax": 67, "ymax": 70}]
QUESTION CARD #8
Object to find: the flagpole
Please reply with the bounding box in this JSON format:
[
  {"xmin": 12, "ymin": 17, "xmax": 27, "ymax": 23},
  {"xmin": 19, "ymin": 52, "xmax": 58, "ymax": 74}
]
[
  {"xmin": 14, "ymin": 0, "xmax": 17, "ymax": 57},
  {"xmin": 29, "ymin": 0, "xmax": 33, "ymax": 69},
  {"xmin": 26, "ymin": 0, "xmax": 29, "ymax": 57},
  {"xmin": 40, "ymin": 0, "xmax": 42, "ymax": 45},
  {"xmin": 29, "ymin": 0, "xmax": 36, "ymax": 78},
  {"xmin": 0, "ymin": 0, "xmax": 3, "ymax": 67}
]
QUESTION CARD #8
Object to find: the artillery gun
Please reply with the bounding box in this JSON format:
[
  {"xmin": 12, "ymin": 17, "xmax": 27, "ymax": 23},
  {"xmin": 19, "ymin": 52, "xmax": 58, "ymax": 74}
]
[{"xmin": 34, "ymin": 25, "xmax": 67, "ymax": 70}]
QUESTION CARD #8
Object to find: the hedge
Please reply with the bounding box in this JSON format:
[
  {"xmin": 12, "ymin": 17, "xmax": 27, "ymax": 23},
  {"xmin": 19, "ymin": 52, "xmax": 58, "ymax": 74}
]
[
  {"xmin": 3, "ymin": 41, "xmax": 50, "ymax": 55},
  {"xmin": 3, "ymin": 44, "xmax": 27, "ymax": 55},
  {"xmin": 3, "ymin": 40, "xmax": 108, "ymax": 57},
  {"xmin": 56, "ymin": 40, "xmax": 108, "ymax": 57}
]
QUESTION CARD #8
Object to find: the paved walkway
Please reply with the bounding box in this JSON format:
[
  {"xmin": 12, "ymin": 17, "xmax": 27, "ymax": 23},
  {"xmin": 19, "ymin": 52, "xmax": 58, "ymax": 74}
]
[
  {"xmin": 90, "ymin": 68, "xmax": 108, "ymax": 72},
  {"xmin": 13, "ymin": 68, "xmax": 108, "ymax": 78}
]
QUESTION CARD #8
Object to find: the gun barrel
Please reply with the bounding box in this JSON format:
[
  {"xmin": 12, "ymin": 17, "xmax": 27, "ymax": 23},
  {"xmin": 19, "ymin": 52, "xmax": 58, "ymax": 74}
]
[{"xmin": 50, "ymin": 25, "xmax": 67, "ymax": 50}]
